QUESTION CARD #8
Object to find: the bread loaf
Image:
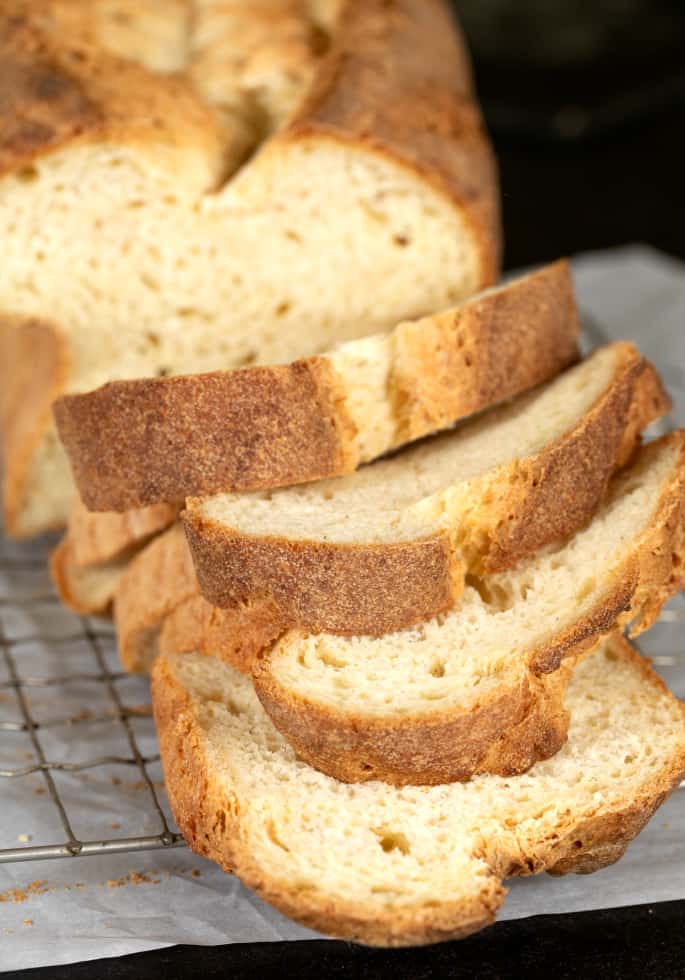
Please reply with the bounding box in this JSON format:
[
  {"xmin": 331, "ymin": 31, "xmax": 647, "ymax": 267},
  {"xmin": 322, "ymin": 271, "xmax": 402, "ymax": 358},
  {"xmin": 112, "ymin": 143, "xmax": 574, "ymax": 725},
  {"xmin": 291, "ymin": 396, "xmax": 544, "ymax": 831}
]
[{"xmin": 0, "ymin": 0, "xmax": 499, "ymax": 535}]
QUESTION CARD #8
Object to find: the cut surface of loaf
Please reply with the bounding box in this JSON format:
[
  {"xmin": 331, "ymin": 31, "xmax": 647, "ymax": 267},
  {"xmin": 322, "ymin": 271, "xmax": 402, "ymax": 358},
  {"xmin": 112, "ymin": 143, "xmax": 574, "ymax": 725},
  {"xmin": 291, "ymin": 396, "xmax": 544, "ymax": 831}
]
[
  {"xmin": 152, "ymin": 637, "xmax": 685, "ymax": 947},
  {"xmin": 185, "ymin": 343, "xmax": 669, "ymax": 636},
  {"xmin": 55, "ymin": 261, "xmax": 579, "ymax": 511},
  {"xmin": 113, "ymin": 523, "xmax": 279, "ymax": 675},
  {"xmin": 0, "ymin": 0, "xmax": 499, "ymax": 535},
  {"xmin": 50, "ymin": 498, "xmax": 177, "ymax": 615},
  {"xmin": 253, "ymin": 432, "xmax": 685, "ymax": 785}
]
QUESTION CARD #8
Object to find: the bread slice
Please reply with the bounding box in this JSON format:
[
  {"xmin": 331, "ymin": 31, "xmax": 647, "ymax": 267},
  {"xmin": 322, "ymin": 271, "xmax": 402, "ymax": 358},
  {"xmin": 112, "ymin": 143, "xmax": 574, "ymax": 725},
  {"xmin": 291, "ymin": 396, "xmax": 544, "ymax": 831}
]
[
  {"xmin": 113, "ymin": 523, "xmax": 279, "ymax": 675},
  {"xmin": 54, "ymin": 262, "xmax": 579, "ymax": 511},
  {"xmin": 253, "ymin": 432, "xmax": 685, "ymax": 785},
  {"xmin": 185, "ymin": 343, "xmax": 669, "ymax": 636},
  {"xmin": 152, "ymin": 636, "xmax": 685, "ymax": 947},
  {"xmin": 50, "ymin": 498, "xmax": 177, "ymax": 615},
  {"xmin": 1, "ymin": 0, "xmax": 499, "ymax": 535}
]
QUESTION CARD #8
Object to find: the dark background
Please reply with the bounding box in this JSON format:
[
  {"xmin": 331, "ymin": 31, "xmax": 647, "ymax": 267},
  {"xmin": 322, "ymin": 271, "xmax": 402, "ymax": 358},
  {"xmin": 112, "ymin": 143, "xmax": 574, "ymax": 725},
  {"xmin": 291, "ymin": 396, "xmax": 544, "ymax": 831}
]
[
  {"xmin": 8, "ymin": 3, "xmax": 685, "ymax": 978},
  {"xmin": 453, "ymin": 0, "xmax": 685, "ymax": 268}
]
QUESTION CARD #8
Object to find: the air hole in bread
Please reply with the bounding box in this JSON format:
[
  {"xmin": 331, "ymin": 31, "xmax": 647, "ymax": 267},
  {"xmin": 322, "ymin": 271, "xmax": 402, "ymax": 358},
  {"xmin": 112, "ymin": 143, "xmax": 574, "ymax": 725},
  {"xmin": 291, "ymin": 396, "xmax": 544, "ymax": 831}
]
[
  {"xmin": 16, "ymin": 166, "xmax": 38, "ymax": 183},
  {"xmin": 373, "ymin": 829, "xmax": 410, "ymax": 855},
  {"xmin": 576, "ymin": 577, "xmax": 596, "ymax": 602},
  {"xmin": 465, "ymin": 574, "xmax": 514, "ymax": 611},
  {"xmin": 318, "ymin": 649, "xmax": 349, "ymax": 669},
  {"xmin": 265, "ymin": 818, "xmax": 290, "ymax": 852},
  {"xmin": 393, "ymin": 234, "xmax": 410, "ymax": 247},
  {"xmin": 429, "ymin": 659, "xmax": 446, "ymax": 678},
  {"xmin": 275, "ymin": 302, "xmax": 291, "ymax": 317},
  {"xmin": 141, "ymin": 274, "xmax": 160, "ymax": 292}
]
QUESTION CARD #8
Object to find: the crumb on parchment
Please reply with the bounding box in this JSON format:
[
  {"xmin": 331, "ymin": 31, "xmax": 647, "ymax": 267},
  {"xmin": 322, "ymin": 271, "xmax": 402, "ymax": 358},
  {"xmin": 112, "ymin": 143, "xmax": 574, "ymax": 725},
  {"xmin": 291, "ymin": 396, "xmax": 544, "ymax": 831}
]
[
  {"xmin": 0, "ymin": 881, "xmax": 48, "ymax": 904},
  {"xmin": 106, "ymin": 871, "xmax": 161, "ymax": 888}
]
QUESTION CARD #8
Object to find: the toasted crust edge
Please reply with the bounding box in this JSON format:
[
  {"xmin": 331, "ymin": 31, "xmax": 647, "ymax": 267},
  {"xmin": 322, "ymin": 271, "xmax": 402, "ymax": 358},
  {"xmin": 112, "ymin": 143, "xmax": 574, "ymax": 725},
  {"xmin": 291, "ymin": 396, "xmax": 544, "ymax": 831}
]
[
  {"xmin": 54, "ymin": 357, "xmax": 357, "ymax": 512},
  {"xmin": 152, "ymin": 636, "xmax": 685, "ymax": 946},
  {"xmin": 185, "ymin": 344, "xmax": 668, "ymax": 636},
  {"xmin": 49, "ymin": 536, "xmax": 120, "ymax": 616}
]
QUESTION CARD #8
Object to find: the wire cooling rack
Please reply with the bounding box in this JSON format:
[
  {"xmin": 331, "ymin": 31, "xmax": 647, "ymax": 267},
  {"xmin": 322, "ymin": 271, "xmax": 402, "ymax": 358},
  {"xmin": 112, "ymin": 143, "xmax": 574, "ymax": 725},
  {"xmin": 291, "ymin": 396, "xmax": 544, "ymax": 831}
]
[{"xmin": 0, "ymin": 529, "xmax": 185, "ymax": 864}]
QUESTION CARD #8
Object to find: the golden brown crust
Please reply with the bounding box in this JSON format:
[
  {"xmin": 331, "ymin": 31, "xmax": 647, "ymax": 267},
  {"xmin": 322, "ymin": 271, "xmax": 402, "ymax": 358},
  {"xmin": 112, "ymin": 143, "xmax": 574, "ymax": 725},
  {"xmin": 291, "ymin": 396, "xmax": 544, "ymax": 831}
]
[
  {"xmin": 186, "ymin": 344, "xmax": 667, "ymax": 635},
  {"xmin": 54, "ymin": 261, "xmax": 578, "ymax": 512},
  {"xmin": 474, "ymin": 344, "xmax": 670, "ymax": 573},
  {"xmin": 252, "ymin": 433, "xmax": 685, "ymax": 786},
  {"xmin": 0, "ymin": 316, "xmax": 69, "ymax": 537},
  {"xmin": 50, "ymin": 498, "xmax": 179, "ymax": 615},
  {"xmin": 185, "ymin": 520, "xmax": 462, "ymax": 636},
  {"xmin": 49, "ymin": 534, "xmax": 123, "ymax": 616},
  {"xmin": 112, "ymin": 518, "xmax": 286, "ymax": 675},
  {"xmin": 391, "ymin": 260, "xmax": 580, "ymax": 444},
  {"xmin": 152, "ymin": 636, "xmax": 685, "ymax": 947},
  {"xmin": 67, "ymin": 496, "xmax": 178, "ymax": 566},
  {"xmin": 54, "ymin": 358, "xmax": 357, "ymax": 512},
  {"xmin": 159, "ymin": 594, "xmax": 285, "ymax": 677},
  {"xmin": 0, "ymin": 5, "xmax": 226, "ymax": 185},
  {"xmin": 284, "ymin": 0, "xmax": 501, "ymax": 287},
  {"xmin": 114, "ymin": 523, "xmax": 200, "ymax": 673}
]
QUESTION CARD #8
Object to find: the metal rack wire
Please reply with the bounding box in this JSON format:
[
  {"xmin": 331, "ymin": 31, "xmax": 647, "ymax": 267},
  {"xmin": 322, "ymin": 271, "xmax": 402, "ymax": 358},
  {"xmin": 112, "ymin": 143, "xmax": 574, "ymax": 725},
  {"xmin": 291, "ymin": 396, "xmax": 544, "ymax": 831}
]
[{"xmin": 0, "ymin": 532, "xmax": 185, "ymax": 864}]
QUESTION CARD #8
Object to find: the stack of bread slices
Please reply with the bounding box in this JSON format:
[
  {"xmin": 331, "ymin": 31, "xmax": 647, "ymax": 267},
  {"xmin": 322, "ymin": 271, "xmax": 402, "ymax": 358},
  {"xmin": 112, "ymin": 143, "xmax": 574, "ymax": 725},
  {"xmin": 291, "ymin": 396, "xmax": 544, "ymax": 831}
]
[
  {"xmin": 53, "ymin": 259, "xmax": 685, "ymax": 946},
  {"xmin": 2, "ymin": 0, "xmax": 684, "ymax": 951}
]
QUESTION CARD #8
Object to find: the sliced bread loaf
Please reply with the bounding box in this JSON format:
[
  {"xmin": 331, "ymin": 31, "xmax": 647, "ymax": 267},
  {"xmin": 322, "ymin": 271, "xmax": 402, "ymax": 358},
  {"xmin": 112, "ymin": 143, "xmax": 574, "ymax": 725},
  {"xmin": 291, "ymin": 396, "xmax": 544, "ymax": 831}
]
[
  {"xmin": 50, "ymin": 499, "xmax": 177, "ymax": 615},
  {"xmin": 253, "ymin": 432, "xmax": 685, "ymax": 785},
  {"xmin": 185, "ymin": 343, "xmax": 669, "ymax": 636},
  {"xmin": 55, "ymin": 262, "xmax": 578, "ymax": 511},
  {"xmin": 152, "ymin": 636, "xmax": 685, "ymax": 947},
  {"xmin": 1, "ymin": 0, "xmax": 499, "ymax": 536}
]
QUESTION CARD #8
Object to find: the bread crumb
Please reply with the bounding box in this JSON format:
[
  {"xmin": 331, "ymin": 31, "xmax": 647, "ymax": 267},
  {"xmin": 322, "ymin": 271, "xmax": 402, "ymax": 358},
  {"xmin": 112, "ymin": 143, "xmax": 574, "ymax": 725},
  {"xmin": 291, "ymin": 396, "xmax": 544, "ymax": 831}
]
[
  {"xmin": 111, "ymin": 776, "xmax": 122, "ymax": 786},
  {"xmin": 34, "ymin": 786, "xmax": 46, "ymax": 796},
  {"xmin": 0, "ymin": 881, "xmax": 47, "ymax": 904},
  {"xmin": 22, "ymin": 919, "xmax": 33, "ymax": 926},
  {"xmin": 191, "ymin": 869, "xmax": 201, "ymax": 878},
  {"xmin": 126, "ymin": 703, "xmax": 153, "ymax": 717},
  {"xmin": 69, "ymin": 709, "xmax": 93, "ymax": 723},
  {"xmin": 17, "ymin": 834, "xmax": 32, "ymax": 843},
  {"xmin": 111, "ymin": 822, "xmax": 120, "ymax": 830},
  {"xmin": 106, "ymin": 871, "xmax": 161, "ymax": 888}
]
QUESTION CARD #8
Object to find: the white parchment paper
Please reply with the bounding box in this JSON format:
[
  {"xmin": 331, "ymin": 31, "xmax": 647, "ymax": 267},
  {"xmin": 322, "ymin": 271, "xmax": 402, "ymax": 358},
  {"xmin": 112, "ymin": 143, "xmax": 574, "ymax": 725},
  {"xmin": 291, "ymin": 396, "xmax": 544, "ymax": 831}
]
[{"xmin": 1, "ymin": 245, "xmax": 684, "ymax": 972}]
